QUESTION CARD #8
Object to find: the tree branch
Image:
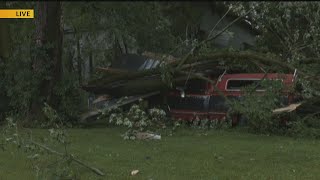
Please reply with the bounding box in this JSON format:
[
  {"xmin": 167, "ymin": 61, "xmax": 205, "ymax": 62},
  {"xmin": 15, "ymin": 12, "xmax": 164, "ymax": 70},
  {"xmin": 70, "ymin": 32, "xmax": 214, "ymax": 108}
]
[
  {"xmin": 30, "ymin": 140, "xmax": 105, "ymax": 176},
  {"xmin": 176, "ymin": 70, "xmax": 230, "ymax": 103},
  {"xmin": 208, "ymin": 6, "xmax": 232, "ymax": 37},
  {"xmin": 177, "ymin": 8, "xmax": 254, "ymax": 69}
]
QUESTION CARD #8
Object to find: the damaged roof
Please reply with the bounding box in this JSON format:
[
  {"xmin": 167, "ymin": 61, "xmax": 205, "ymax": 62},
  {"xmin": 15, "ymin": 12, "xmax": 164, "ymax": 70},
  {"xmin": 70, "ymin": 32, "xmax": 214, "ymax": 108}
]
[{"xmin": 111, "ymin": 54, "xmax": 162, "ymax": 71}]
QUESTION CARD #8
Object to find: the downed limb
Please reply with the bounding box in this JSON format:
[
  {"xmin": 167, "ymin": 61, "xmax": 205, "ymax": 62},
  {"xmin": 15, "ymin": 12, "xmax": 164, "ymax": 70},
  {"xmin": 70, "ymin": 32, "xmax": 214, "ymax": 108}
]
[
  {"xmin": 176, "ymin": 70, "xmax": 235, "ymax": 105},
  {"xmin": 96, "ymin": 67, "xmax": 131, "ymax": 74},
  {"xmin": 30, "ymin": 140, "xmax": 105, "ymax": 176},
  {"xmin": 3, "ymin": 118, "xmax": 106, "ymax": 177},
  {"xmin": 92, "ymin": 95, "xmax": 111, "ymax": 104},
  {"xmin": 82, "ymin": 51, "xmax": 300, "ymax": 96},
  {"xmin": 80, "ymin": 110, "xmax": 101, "ymax": 122},
  {"xmin": 272, "ymin": 103, "xmax": 302, "ymax": 114},
  {"xmin": 177, "ymin": 8, "xmax": 254, "ymax": 68},
  {"xmin": 85, "ymin": 68, "xmax": 162, "ymax": 87},
  {"xmin": 142, "ymin": 51, "xmax": 177, "ymax": 63},
  {"xmin": 83, "ymin": 48, "xmax": 320, "ymax": 98},
  {"xmin": 189, "ymin": 51, "xmax": 311, "ymax": 78}
]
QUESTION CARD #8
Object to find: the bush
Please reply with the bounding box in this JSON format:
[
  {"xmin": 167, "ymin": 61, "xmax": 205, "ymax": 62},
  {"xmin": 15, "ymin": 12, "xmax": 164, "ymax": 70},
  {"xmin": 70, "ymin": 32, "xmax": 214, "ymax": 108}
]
[
  {"xmin": 304, "ymin": 116, "xmax": 320, "ymax": 129},
  {"xmin": 99, "ymin": 99, "xmax": 168, "ymax": 140},
  {"xmin": 53, "ymin": 72, "xmax": 88, "ymax": 125},
  {"xmin": 228, "ymin": 79, "xmax": 284, "ymax": 134},
  {"xmin": 286, "ymin": 115, "xmax": 320, "ymax": 138},
  {"xmin": 189, "ymin": 117, "xmax": 231, "ymax": 130},
  {"xmin": 286, "ymin": 120, "xmax": 320, "ymax": 139}
]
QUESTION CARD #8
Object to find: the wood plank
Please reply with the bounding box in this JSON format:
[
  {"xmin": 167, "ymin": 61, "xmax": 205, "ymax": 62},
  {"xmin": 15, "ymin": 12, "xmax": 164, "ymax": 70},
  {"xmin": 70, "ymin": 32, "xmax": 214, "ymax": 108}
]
[
  {"xmin": 81, "ymin": 91, "xmax": 161, "ymax": 122},
  {"xmin": 272, "ymin": 103, "xmax": 302, "ymax": 114}
]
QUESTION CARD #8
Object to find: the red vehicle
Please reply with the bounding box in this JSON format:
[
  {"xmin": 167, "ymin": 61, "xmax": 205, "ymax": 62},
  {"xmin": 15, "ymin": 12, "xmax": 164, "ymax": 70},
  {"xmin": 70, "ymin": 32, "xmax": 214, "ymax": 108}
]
[{"xmin": 167, "ymin": 72, "xmax": 298, "ymax": 125}]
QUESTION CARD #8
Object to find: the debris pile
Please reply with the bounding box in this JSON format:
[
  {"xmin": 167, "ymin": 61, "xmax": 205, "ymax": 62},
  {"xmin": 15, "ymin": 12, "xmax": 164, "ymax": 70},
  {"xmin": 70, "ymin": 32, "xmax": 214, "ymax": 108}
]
[{"xmin": 80, "ymin": 51, "xmax": 309, "ymax": 121}]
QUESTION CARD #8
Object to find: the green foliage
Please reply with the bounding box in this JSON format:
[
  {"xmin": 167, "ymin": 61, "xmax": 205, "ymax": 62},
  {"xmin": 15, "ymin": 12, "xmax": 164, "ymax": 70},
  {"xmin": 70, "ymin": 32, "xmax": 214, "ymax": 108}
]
[
  {"xmin": 224, "ymin": 1, "xmax": 320, "ymax": 137},
  {"xmin": 2, "ymin": 2, "xmax": 210, "ymax": 122},
  {"xmin": 229, "ymin": 79, "xmax": 284, "ymax": 134},
  {"xmin": 229, "ymin": 2, "xmax": 320, "ymax": 96},
  {"xmin": 3, "ymin": 127, "xmax": 320, "ymax": 179},
  {"xmin": 304, "ymin": 116, "xmax": 320, "ymax": 129},
  {"xmin": 170, "ymin": 116, "xmax": 232, "ymax": 133},
  {"xmin": 160, "ymin": 63, "xmax": 175, "ymax": 88},
  {"xmin": 286, "ymin": 119, "xmax": 320, "ymax": 139},
  {"xmin": 99, "ymin": 99, "xmax": 167, "ymax": 140},
  {"xmin": 0, "ymin": 19, "xmax": 10, "ymax": 59},
  {"xmin": 64, "ymin": 2, "xmax": 179, "ymax": 54},
  {"xmin": 285, "ymin": 114, "xmax": 320, "ymax": 139},
  {"xmin": 4, "ymin": 38, "xmax": 84, "ymax": 123},
  {"xmin": 3, "ymin": 9, "xmax": 37, "ymax": 115},
  {"xmin": 42, "ymin": 103, "xmax": 62, "ymax": 128},
  {"xmin": 2, "ymin": 114, "xmax": 104, "ymax": 179},
  {"xmin": 161, "ymin": 2, "xmax": 203, "ymax": 41},
  {"xmin": 53, "ymin": 72, "xmax": 88, "ymax": 123},
  {"xmin": 2, "ymin": 9, "xmax": 85, "ymax": 123},
  {"xmin": 189, "ymin": 117, "xmax": 231, "ymax": 130}
]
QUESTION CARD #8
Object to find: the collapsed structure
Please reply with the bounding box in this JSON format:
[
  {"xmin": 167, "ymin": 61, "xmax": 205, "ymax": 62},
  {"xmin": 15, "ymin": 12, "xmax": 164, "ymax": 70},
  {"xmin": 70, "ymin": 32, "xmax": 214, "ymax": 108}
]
[
  {"xmin": 81, "ymin": 51, "xmax": 303, "ymax": 124},
  {"xmin": 79, "ymin": 3, "xmax": 315, "ymax": 124}
]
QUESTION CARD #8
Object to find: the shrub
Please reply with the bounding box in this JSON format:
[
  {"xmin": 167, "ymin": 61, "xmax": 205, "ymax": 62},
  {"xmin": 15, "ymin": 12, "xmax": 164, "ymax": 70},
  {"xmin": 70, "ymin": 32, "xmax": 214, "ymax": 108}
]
[
  {"xmin": 189, "ymin": 117, "xmax": 231, "ymax": 130},
  {"xmin": 286, "ymin": 114, "xmax": 320, "ymax": 138},
  {"xmin": 99, "ymin": 99, "xmax": 168, "ymax": 139},
  {"xmin": 228, "ymin": 79, "xmax": 284, "ymax": 134},
  {"xmin": 286, "ymin": 120, "xmax": 320, "ymax": 139}
]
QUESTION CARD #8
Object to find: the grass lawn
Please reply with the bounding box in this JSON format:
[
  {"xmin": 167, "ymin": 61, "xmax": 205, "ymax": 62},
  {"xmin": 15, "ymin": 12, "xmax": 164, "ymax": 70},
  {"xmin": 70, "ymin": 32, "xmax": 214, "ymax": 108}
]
[{"xmin": 1, "ymin": 127, "xmax": 320, "ymax": 180}]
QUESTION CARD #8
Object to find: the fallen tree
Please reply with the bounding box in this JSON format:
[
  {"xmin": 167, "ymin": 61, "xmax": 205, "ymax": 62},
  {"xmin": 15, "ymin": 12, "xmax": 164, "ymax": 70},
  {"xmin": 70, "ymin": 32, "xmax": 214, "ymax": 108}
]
[
  {"xmin": 82, "ymin": 50, "xmax": 302, "ymax": 95},
  {"xmin": 81, "ymin": 49, "xmax": 320, "ymax": 122},
  {"xmin": 81, "ymin": 6, "xmax": 320, "ymax": 119}
]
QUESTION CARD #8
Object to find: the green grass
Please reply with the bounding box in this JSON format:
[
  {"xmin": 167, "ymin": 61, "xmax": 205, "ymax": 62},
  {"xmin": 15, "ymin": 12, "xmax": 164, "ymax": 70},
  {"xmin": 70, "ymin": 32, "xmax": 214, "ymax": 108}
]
[{"xmin": 1, "ymin": 127, "xmax": 320, "ymax": 179}]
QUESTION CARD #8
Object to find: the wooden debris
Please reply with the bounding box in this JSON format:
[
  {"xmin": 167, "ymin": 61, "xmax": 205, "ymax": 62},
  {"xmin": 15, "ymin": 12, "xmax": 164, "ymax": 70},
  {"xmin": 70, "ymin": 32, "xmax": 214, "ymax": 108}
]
[
  {"xmin": 142, "ymin": 51, "xmax": 177, "ymax": 63},
  {"xmin": 96, "ymin": 67, "xmax": 131, "ymax": 74},
  {"xmin": 81, "ymin": 91, "xmax": 161, "ymax": 122},
  {"xmin": 135, "ymin": 132, "xmax": 161, "ymax": 140},
  {"xmin": 30, "ymin": 140, "xmax": 105, "ymax": 176},
  {"xmin": 92, "ymin": 95, "xmax": 111, "ymax": 105},
  {"xmin": 131, "ymin": 170, "xmax": 139, "ymax": 176},
  {"xmin": 82, "ymin": 51, "xmax": 301, "ymax": 97},
  {"xmin": 272, "ymin": 103, "xmax": 302, "ymax": 114},
  {"xmin": 80, "ymin": 110, "xmax": 101, "ymax": 122}
]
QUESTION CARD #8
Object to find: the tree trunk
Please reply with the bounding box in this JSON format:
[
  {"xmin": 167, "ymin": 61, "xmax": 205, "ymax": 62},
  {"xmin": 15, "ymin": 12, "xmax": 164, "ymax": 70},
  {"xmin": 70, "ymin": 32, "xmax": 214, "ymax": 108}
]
[
  {"xmin": 114, "ymin": 35, "xmax": 123, "ymax": 60},
  {"xmin": 65, "ymin": 49, "xmax": 74, "ymax": 73},
  {"xmin": 0, "ymin": 20, "xmax": 10, "ymax": 60},
  {"xmin": 0, "ymin": 2, "xmax": 11, "ymax": 117},
  {"xmin": 89, "ymin": 51, "xmax": 93, "ymax": 77},
  {"xmin": 0, "ymin": 3, "xmax": 10, "ymax": 60},
  {"xmin": 29, "ymin": 1, "xmax": 63, "ymax": 121},
  {"xmin": 77, "ymin": 38, "xmax": 82, "ymax": 84}
]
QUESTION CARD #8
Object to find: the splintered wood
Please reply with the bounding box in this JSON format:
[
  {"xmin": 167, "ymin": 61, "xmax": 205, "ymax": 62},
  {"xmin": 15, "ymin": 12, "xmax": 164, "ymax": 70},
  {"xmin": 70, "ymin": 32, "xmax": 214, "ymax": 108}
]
[{"xmin": 272, "ymin": 103, "xmax": 302, "ymax": 114}]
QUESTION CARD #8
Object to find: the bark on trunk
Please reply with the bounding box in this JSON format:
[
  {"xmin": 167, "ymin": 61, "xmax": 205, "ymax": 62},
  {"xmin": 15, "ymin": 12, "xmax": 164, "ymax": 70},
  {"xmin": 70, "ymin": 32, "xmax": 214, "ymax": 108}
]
[
  {"xmin": 65, "ymin": 50, "xmax": 74, "ymax": 73},
  {"xmin": 0, "ymin": 20, "xmax": 10, "ymax": 59},
  {"xmin": 29, "ymin": 1, "xmax": 63, "ymax": 121},
  {"xmin": 0, "ymin": 2, "xmax": 10, "ymax": 117},
  {"xmin": 89, "ymin": 51, "xmax": 93, "ymax": 77},
  {"xmin": 77, "ymin": 38, "xmax": 82, "ymax": 84},
  {"xmin": 0, "ymin": 2, "xmax": 10, "ymax": 60}
]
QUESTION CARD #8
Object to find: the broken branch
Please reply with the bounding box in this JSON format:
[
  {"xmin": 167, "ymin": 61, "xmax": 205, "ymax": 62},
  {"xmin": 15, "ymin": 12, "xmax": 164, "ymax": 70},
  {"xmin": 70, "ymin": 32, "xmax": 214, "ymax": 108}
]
[
  {"xmin": 177, "ymin": 8, "xmax": 254, "ymax": 69},
  {"xmin": 30, "ymin": 140, "xmax": 105, "ymax": 176}
]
